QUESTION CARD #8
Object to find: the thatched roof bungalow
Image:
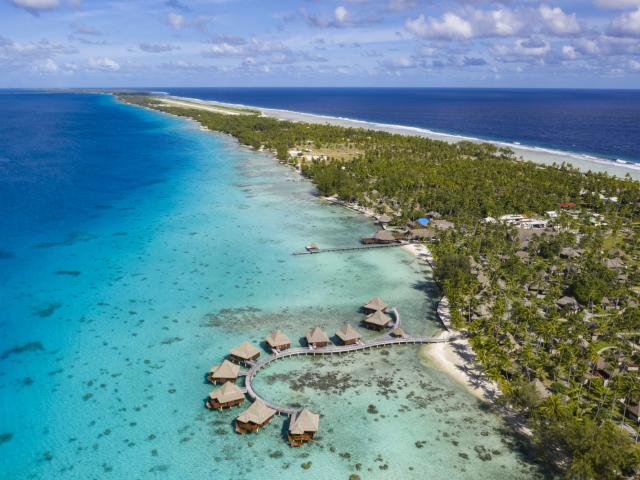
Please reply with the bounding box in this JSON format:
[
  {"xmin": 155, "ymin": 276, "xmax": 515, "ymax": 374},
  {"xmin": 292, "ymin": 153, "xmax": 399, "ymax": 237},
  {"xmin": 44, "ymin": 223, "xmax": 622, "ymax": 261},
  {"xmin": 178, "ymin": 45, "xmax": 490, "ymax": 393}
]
[
  {"xmin": 265, "ymin": 330, "xmax": 291, "ymax": 352},
  {"xmin": 288, "ymin": 408, "xmax": 320, "ymax": 446},
  {"xmin": 363, "ymin": 310, "xmax": 392, "ymax": 330},
  {"xmin": 390, "ymin": 327, "xmax": 406, "ymax": 338},
  {"xmin": 235, "ymin": 400, "xmax": 277, "ymax": 433},
  {"xmin": 362, "ymin": 230, "xmax": 397, "ymax": 245},
  {"xmin": 208, "ymin": 359, "xmax": 241, "ymax": 384},
  {"xmin": 206, "ymin": 382, "xmax": 245, "ymax": 410},
  {"xmin": 335, "ymin": 324, "xmax": 362, "ymax": 345},
  {"xmin": 377, "ymin": 214, "xmax": 392, "ymax": 224},
  {"xmin": 229, "ymin": 342, "xmax": 261, "ymax": 363},
  {"xmin": 306, "ymin": 327, "xmax": 330, "ymax": 348},
  {"xmin": 362, "ymin": 297, "xmax": 388, "ymax": 313}
]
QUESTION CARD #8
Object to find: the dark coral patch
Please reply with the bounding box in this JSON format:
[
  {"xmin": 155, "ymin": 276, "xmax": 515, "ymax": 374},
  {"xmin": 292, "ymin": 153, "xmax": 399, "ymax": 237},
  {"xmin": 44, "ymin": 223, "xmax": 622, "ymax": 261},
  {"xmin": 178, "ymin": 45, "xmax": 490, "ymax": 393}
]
[
  {"xmin": 55, "ymin": 270, "xmax": 81, "ymax": 276},
  {"xmin": 34, "ymin": 303, "xmax": 61, "ymax": 318},
  {"xmin": 1, "ymin": 341, "xmax": 45, "ymax": 360}
]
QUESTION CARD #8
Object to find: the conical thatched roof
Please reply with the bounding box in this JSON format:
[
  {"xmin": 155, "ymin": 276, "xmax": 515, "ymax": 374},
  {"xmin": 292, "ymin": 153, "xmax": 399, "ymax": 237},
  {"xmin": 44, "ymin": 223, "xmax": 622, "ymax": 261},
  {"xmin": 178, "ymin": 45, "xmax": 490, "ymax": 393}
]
[
  {"xmin": 209, "ymin": 360, "xmax": 241, "ymax": 379},
  {"xmin": 237, "ymin": 400, "xmax": 276, "ymax": 425},
  {"xmin": 208, "ymin": 382, "xmax": 244, "ymax": 403},
  {"xmin": 229, "ymin": 342, "xmax": 261, "ymax": 360},
  {"xmin": 265, "ymin": 330, "xmax": 291, "ymax": 348},
  {"xmin": 306, "ymin": 326, "xmax": 329, "ymax": 344},
  {"xmin": 374, "ymin": 230, "xmax": 395, "ymax": 241},
  {"xmin": 391, "ymin": 327, "xmax": 406, "ymax": 337},
  {"xmin": 289, "ymin": 409, "xmax": 319, "ymax": 435},
  {"xmin": 336, "ymin": 324, "xmax": 361, "ymax": 342},
  {"xmin": 363, "ymin": 297, "xmax": 387, "ymax": 311},
  {"xmin": 364, "ymin": 310, "xmax": 392, "ymax": 327}
]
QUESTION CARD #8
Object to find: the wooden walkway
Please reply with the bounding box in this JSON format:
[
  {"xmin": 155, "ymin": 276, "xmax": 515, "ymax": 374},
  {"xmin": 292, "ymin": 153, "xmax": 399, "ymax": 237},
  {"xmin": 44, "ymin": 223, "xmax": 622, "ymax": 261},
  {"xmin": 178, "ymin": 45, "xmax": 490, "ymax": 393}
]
[
  {"xmin": 293, "ymin": 242, "xmax": 409, "ymax": 255},
  {"xmin": 242, "ymin": 309, "xmax": 453, "ymax": 415}
]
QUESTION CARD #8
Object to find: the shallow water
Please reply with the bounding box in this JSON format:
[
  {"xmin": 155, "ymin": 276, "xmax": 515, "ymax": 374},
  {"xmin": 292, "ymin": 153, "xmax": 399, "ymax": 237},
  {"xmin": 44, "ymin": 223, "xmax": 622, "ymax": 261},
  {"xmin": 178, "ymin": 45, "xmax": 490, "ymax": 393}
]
[{"xmin": 0, "ymin": 93, "xmax": 546, "ymax": 479}]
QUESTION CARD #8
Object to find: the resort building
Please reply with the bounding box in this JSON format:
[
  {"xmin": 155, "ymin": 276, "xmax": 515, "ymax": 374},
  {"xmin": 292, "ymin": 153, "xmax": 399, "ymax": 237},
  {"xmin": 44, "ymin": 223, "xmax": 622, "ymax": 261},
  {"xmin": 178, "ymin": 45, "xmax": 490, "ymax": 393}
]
[
  {"xmin": 206, "ymin": 382, "xmax": 245, "ymax": 410},
  {"xmin": 362, "ymin": 230, "xmax": 398, "ymax": 245},
  {"xmin": 208, "ymin": 359, "xmax": 241, "ymax": 384},
  {"xmin": 228, "ymin": 342, "xmax": 261, "ymax": 364},
  {"xmin": 288, "ymin": 409, "xmax": 320, "ymax": 446},
  {"xmin": 265, "ymin": 330, "xmax": 291, "ymax": 352},
  {"xmin": 377, "ymin": 214, "xmax": 392, "ymax": 225},
  {"xmin": 235, "ymin": 400, "xmax": 277, "ymax": 434},
  {"xmin": 363, "ymin": 310, "xmax": 392, "ymax": 330},
  {"xmin": 335, "ymin": 324, "xmax": 362, "ymax": 345},
  {"xmin": 362, "ymin": 297, "xmax": 388, "ymax": 313},
  {"xmin": 305, "ymin": 327, "xmax": 330, "ymax": 348}
]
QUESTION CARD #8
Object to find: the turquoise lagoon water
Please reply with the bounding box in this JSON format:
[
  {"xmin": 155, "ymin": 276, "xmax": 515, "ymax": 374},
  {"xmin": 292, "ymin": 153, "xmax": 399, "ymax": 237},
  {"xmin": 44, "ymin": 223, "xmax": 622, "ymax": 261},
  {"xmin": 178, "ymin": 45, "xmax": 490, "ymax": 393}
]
[{"xmin": 0, "ymin": 93, "xmax": 546, "ymax": 479}]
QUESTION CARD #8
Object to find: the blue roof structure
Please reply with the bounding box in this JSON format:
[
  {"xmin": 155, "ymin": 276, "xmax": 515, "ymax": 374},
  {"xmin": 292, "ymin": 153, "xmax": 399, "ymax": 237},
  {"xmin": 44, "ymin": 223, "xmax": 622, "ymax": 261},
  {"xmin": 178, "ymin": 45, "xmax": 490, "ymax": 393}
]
[{"xmin": 417, "ymin": 218, "xmax": 430, "ymax": 226}]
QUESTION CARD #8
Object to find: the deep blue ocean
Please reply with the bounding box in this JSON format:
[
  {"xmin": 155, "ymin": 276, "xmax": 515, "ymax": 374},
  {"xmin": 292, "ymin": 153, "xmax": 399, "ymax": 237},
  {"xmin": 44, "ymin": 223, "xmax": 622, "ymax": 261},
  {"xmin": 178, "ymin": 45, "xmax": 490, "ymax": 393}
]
[{"xmin": 158, "ymin": 87, "xmax": 640, "ymax": 164}]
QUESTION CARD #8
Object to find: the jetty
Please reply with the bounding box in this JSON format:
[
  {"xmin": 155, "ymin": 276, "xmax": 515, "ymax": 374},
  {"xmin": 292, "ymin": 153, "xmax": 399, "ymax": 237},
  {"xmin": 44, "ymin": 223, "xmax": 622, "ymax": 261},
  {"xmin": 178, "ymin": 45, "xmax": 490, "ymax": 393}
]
[
  {"xmin": 204, "ymin": 305, "xmax": 456, "ymax": 444},
  {"xmin": 293, "ymin": 242, "xmax": 409, "ymax": 255},
  {"xmin": 242, "ymin": 309, "xmax": 452, "ymax": 416}
]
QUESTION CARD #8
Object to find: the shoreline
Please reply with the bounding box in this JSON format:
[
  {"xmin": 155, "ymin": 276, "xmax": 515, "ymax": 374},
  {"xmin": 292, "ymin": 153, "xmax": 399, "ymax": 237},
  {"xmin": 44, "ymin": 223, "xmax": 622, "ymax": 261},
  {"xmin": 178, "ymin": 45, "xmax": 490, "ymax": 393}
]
[
  {"xmin": 126, "ymin": 93, "xmax": 506, "ymax": 405},
  {"xmin": 120, "ymin": 93, "xmax": 506, "ymax": 406},
  {"xmin": 162, "ymin": 94, "xmax": 640, "ymax": 180},
  {"xmin": 402, "ymin": 243, "xmax": 501, "ymax": 403}
]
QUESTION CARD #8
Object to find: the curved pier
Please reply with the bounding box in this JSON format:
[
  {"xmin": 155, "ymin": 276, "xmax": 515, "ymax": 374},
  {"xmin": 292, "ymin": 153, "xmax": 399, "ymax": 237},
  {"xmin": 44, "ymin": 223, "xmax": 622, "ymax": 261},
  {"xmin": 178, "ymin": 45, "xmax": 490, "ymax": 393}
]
[{"xmin": 243, "ymin": 309, "xmax": 453, "ymax": 415}]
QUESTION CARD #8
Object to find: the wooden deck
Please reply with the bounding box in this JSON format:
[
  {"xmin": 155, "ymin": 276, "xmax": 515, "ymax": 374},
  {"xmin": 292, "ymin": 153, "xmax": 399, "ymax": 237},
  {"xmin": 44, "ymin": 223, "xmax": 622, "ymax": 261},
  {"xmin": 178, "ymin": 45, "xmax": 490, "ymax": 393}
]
[
  {"xmin": 293, "ymin": 242, "xmax": 409, "ymax": 255},
  {"xmin": 243, "ymin": 308, "xmax": 454, "ymax": 416}
]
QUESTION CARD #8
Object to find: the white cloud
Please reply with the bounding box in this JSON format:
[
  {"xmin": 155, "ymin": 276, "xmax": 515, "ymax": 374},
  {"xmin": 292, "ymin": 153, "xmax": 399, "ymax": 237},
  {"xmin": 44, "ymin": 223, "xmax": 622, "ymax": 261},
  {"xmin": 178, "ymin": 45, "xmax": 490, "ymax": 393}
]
[
  {"xmin": 10, "ymin": 0, "xmax": 59, "ymax": 12},
  {"xmin": 335, "ymin": 6, "xmax": 349, "ymax": 24},
  {"xmin": 406, "ymin": 8, "xmax": 525, "ymax": 40},
  {"xmin": 607, "ymin": 8, "xmax": 640, "ymax": 37},
  {"xmin": 167, "ymin": 12, "xmax": 185, "ymax": 30},
  {"xmin": 88, "ymin": 56, "xmax": 120, "ymax": 71},
  {"xmin": 562, "ymin": 45, "xmax": 578, "ymax": 59},
  {"xmin": 139, "ymin": 42, "xmax": 180, "ymax": 53},
  {"xmin": 492, "ymin": 38, "xmax": 552, "ymax": 62},
  {"xmin": 629, "ymin": 58, "xmax": 640, "ymax": 70},
  {"xmin": 36, "ymin": 58, "xmax": 58, "ymax": 73},
  {"xmin": 539, "ymin": 6, "xmax": 581, "ymax": 35},
  {"xmin": 406, "ymin": 13, "xmax": 473, "ymax": 40},
  {"xmin": 204, "ymin": 42, "xmax": 245, "ymax": 56}
]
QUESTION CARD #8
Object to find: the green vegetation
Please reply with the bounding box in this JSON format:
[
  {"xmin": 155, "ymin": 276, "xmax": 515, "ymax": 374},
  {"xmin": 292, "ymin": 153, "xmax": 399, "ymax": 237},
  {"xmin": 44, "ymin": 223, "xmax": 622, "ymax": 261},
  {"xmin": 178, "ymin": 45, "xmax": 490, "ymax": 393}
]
[{"xmin": 120, "ymin": 94, "xmax": 640, "ymax": 479}]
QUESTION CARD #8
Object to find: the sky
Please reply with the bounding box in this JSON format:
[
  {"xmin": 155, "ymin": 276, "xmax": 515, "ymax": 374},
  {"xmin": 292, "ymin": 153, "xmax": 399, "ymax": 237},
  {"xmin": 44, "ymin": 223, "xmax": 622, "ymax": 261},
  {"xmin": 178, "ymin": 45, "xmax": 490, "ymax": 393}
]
[{"xmin": 0, "ymin": 0, "xmax": 639, "ymax": 88}]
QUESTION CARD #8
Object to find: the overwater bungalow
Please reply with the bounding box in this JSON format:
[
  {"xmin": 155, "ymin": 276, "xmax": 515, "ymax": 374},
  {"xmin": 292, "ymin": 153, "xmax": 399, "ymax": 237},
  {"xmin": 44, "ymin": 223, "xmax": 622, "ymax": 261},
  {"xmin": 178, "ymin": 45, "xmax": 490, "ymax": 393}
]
[
  {"xmin": 390, "ymin": 327, "xmax": 406, "ymax": 338},
  {"xmin": 305, "ymin": 326, "xmax": 330, "ymax": 348},
  {"xmin": 335, "ymin": 324, "xmax": 362, "ymax": 345},
  {"xmin": 208, "ymin": 359, "xmax": 241, "ymax": 384},
  {"xmin": 361, "ymin": 230, "xmax": 398, "ymax": 245},
  {"xmin": 363, "ymin": 310, "xmax": 392, "ymax": 330},
  {"xmin": 228, "ymin": 342, "xmax": 261, "ymax": 363},
  {"xmin": 362, "ymin": 297, "xmax": 388, "ymax": 313},
  {"xmin": 206, "ymin": 381, "xmax": 245, "ymax": 410},
  {"xmin": 235, "ymin": 400, "xmax": 277, "ymax": 433},
  {"xmin": 288, "ymin": 408, "xmax": 320, "ymax": 446},
  {"xmin": 265, "ymin": 330, "xmax": 291, "ymax": 352}
]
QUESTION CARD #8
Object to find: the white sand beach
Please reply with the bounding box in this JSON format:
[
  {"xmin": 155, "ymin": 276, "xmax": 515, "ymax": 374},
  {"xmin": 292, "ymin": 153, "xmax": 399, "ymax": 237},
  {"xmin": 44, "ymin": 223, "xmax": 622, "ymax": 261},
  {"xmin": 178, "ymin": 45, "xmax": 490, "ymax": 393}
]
[{"xmin": 162, "ymin": 95, "xmax": 640, "ymax": 180}]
